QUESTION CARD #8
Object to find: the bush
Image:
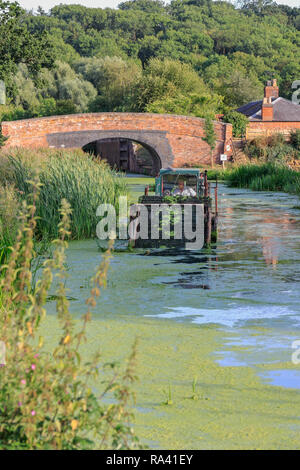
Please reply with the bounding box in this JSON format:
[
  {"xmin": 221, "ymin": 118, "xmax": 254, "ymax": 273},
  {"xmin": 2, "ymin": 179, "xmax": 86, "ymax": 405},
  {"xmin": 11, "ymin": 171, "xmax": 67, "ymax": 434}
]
[
  {"xmin": 244, "ymin": 135, "xmax": 298, "ymax": 163},
  {"xmin": 0, "ymin": 128, "xmax": 8, "ymax": 147},
  {"xmin": 0, "ymin": 194, "xmax": 141, "ymax": 449},
  {"xmin": 222, "ymin": 110, "xmax": 248, "ymax": 138},
  {"xmin": 0, "ymin": 149, "xmax": 128, "ymax": 240}
]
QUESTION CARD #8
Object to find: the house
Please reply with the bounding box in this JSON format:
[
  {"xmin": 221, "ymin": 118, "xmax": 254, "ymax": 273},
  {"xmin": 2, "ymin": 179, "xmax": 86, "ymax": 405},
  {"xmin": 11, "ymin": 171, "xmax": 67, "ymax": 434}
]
[{"xmin": 237, "ymin": 79, "xmax": 300, "ymax": 140}]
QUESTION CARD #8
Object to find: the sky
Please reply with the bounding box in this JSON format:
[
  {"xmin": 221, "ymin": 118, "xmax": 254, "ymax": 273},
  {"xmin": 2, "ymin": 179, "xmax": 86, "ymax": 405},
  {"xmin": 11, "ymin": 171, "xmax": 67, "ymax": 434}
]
[{"xmin": 14, "ymin": 0, "xmax": 300, "ymax": 13}]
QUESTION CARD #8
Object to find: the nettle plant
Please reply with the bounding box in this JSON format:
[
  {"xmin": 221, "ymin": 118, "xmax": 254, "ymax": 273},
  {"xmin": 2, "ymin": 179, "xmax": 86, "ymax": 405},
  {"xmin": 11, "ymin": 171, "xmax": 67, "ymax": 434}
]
[{"xmin": 0, "ymin": 182, "xmax": 141, "ymax": 450}]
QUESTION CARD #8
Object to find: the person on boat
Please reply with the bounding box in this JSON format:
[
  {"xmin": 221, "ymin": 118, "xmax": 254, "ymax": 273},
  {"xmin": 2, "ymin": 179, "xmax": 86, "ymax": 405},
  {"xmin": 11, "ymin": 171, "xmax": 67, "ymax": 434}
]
[{"xmin": 172, "ymin": 179, "xmax": 196, "ymax": 197}]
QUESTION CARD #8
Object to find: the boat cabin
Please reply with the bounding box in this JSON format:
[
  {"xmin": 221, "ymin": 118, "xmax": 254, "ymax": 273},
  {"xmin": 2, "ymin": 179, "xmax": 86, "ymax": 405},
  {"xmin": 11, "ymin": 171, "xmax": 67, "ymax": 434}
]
[{"xmin": 155, "ymin": 168, "xmax": 204, "ymax": 198}]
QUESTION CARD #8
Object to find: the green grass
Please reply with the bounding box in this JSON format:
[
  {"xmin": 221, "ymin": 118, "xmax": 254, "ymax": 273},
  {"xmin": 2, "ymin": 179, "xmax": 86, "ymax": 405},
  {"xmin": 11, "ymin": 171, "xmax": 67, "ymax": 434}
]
[{"xmin": 225, "ymin": 163, "xmax": 300, "ymax": 196}]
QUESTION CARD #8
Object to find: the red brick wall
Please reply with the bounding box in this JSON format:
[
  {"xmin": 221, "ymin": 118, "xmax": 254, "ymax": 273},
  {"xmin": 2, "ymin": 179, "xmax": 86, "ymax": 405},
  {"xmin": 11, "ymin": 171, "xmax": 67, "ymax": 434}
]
[
  {"xmin": 1, "ymin": 113, "xmax": 232, "ymax": 167},
  {"xmin": 261, "ymin": 104, "xmax": 273, "ymax": 121},
  {"xmin": 246, "ymin": 121, "xmax": 300, "ymax": 140}
]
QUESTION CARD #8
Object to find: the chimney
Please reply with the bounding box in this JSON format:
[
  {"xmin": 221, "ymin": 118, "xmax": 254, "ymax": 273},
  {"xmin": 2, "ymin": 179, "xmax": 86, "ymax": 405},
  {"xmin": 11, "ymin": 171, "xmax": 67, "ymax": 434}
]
[
  {"xmin": 261, "ymin": 97, "xmax": 274, "ymax": 121},
  {"xmin": 264, "ymin": 79, "xmax": 279, "ymax": 100}
]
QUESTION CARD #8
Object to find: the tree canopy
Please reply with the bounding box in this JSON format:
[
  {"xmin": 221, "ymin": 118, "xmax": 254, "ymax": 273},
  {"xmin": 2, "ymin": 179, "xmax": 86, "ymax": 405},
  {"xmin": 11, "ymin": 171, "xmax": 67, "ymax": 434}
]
[
  {"xmin": 0, "ymin": 1, "xmax": 55, "ymax": 99},
  {"xmin": 0, "ymin": 0, "xmax": 300, "ymax": 124}
]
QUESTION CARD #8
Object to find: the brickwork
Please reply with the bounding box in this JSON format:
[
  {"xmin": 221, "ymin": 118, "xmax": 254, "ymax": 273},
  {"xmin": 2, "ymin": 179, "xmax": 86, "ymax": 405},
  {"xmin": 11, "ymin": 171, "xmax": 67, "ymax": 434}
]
[
  {"xmin": 246, "ymin": 121, "xmax": 300, "ymax": 140},
  {"xmin": 1, "ymin": 113, "xmax": 232, "ymax": 168},
  {"xmin": 261, "ymin": 102, "xmax": 274, "ymax": 121}
]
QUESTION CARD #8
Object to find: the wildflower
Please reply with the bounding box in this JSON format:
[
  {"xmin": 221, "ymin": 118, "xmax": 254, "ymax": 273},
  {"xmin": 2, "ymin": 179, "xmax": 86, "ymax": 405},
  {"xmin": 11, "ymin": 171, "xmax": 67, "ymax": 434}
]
[
  {"xmin": 71, "ymin": 419, "xmax": 78, "ymax": 431},
  {"xmin": 18, "ymin": 402, "xmax": 22, "ymax": 407},
  {"xmin": 31, "ymin": 364, "xmax": 36, "ymax": 371},
  {"xmin": 26, "ymin": 322, "xmax": 33, "ymax": 335},
  {"xmin": 63, "ymin": 335, "xmax": 71, "ymax": 345},
  {"xmin": 31, "ymin": 410, "xmax": 36, "ymax": 416},
  {"xmin": 21, "ymin": 379, "xmax": 26, "ymax": 385}
]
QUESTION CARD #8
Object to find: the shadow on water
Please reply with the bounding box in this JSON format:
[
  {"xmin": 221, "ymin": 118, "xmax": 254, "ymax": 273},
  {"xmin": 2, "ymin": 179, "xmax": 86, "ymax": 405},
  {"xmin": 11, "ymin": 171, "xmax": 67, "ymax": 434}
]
[{"xmin": 137, "ymin": 246, "xmax": 220, "ymax": 289}]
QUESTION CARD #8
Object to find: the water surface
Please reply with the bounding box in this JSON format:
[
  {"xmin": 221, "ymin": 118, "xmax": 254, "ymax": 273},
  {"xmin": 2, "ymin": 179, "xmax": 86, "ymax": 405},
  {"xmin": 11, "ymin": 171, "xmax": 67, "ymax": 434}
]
[{"xmin": 48, "ymin": 183, "xmax": 300, "ymax": 387}]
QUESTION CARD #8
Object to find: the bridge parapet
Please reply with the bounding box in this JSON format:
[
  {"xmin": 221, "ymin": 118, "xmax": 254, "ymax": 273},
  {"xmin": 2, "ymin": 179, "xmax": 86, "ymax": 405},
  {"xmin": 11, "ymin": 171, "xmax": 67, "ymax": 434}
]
[{"xmin": 1, "ymin": 113, "xmax": 232, "ymax": 167}]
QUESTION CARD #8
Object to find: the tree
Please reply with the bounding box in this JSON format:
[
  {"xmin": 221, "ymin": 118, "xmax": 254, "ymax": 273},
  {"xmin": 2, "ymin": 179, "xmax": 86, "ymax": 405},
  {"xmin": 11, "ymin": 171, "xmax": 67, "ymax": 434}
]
[
  {"xmin": 238, "ymin": 0, "xmax": 276, "ymax": 15},
  {"xmin": 146, "ymin": 92, "xmax": 220, "ymax": 118},
  {"xmin": 74, "ymin": 57, "xmax": 142, "ymax": 112},
  {"xmin": 119, "ymin": 0, "xmax": 165, "ymax": 13},
  {"xmin": 218, "ymin": 70, "xmax": 262, "ymax": 107},
  {"xmin": 0, "ymin": 1, "xmax": 55, "ymax": 98},
  {"xmin": 133, "ymin": 58, "xmax": 210, "ymax": 111},
  {"xmin": 202, "ymin": 117, "xmax": 216, "ymax": 168},
  {"xmin": 39, "ymin": 61, "xmax": 97, "ymax": 113},
  {"xmin": 138, "ymin": 36, "xmax": 162, "ymax": 67},
  {"xmin": 223, "ymin": 109, "xmax": 248, "ymax": 137},
  {"xmin": 2, "ymin": 0, "xmax": 300, "ymax": 126}
]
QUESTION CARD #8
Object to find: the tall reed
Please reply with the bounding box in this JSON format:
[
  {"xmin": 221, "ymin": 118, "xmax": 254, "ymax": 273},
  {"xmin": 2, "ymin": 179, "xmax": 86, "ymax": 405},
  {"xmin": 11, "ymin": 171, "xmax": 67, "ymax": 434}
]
[
  {"xmin": 0, "ymin": 185, "xmax": 20, "ymax": 264},
  {"xmin": 225, "ymin": 163, "xmax": 300, "ymax": 194},
  {"xmin": 0, "ymin": 148, "xmax": 128, "ymax": 240}
]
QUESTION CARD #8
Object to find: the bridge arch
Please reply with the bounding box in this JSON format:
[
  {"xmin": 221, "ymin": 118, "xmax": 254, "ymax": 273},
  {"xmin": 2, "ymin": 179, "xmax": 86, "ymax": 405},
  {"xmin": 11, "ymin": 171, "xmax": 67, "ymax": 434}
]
[
  {"xmin": 82, "ymin": 135, "xmax": 162, "ymax": 175},
  {"xmin": 1, "ymin": 113, "xmax": 233, "ymax": 168}
]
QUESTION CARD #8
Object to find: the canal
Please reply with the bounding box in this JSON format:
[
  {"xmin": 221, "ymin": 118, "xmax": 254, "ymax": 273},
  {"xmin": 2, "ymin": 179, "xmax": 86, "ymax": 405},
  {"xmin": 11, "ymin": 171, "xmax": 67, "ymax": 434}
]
[{"xmin": 45, "ymin": 179, "xmax": 300, "ymax": 448}]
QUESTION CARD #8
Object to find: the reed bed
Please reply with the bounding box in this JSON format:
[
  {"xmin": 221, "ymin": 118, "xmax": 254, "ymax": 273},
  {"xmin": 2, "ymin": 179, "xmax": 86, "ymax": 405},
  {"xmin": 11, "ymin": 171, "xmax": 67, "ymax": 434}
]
[
  {"xmin": 225, "ymin": 163, "xmax": 300, "ymax": 196},
  {"xmin": 0, "ymin": 148, "xmax": 128, "ymax": 241},
  {"xmin": 0, "ymin": 185, "xmax": 20, "ymax": 264}
]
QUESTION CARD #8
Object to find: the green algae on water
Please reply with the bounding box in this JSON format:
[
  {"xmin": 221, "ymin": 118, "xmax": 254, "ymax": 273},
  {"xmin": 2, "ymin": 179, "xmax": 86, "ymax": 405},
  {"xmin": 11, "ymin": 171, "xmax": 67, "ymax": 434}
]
[{"xmin": 40, "ymin": 315, "xmax": 300, "ymax": 450}]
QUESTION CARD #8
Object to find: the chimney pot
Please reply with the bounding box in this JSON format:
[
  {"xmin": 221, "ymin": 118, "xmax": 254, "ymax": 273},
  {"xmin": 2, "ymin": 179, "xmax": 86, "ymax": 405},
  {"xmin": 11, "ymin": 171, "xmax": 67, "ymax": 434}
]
[{"xmin": 264, "ymin": 79, "xmax": 279, "ymax": 99}]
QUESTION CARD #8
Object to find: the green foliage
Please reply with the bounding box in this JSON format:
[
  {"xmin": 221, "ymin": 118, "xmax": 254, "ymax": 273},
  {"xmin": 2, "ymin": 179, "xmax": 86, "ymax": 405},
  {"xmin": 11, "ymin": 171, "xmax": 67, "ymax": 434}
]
[
  {"xmin": 134, "ymin": 58, "xmax": 212, "ymax": 113},
  {"xmin": 74, "ymin": 57, "xmax": 141, "ymax": 112},
  {"xmin": 244, "ymin": 135, "xmax": 299, "ymax": 163},
  {"xmin": 119, "ymin": 0, "xmax": 165, "ymax": 13},
  {"xmin": 0, "ymin": 1, "xmax": 55, "ymax": 99},
  {"xmin": 0, "ymin": 149, "xmax": 128, "ymax": 240},
  {"xmin": 216, "ymin": 70, "xmax": 262, "ymax": 108},
  {"xmin": 2, "ymin": 1, "xmax": 300, "ymax": 120},
  {"xmin": 0, "ymin": 194, "xmax": 141, "ymax": 449},
  {"xmin": 239, "ymin": 0, "xmax": 276, "ymax": 15},
  {"xmin": 290, "ymin": 130, "xmax": 300, "ymax": 151},
  {"xmin": 0, "ymin": 184, "xmax": 19, "ymax": 264},
  {"xmin": 202, "ymin": 117, "xmax": 216, "ymax": 150},
  {"xmin": 223, "ymin": 109, "xmax": 249, "ymax": 138},
  {"xmin": 146, "ymin": 92, "xmax": 220, "ymax": 118},
  {"xmin": 204, "ymin": 168, "xmax": 232, "ymax": 180},
  {"xmin": 38, "ymin": 61, "xmax": 97, "ymax": 113},
  {"xmin": 201, "ymin": 116, "xmax": 217, "ymax": 167},
  {"xmin": 0, "ymin": 127, "xmax": 7, "ymax": 147},
  {"xmin": 225, "ymin": 163, "xmax": 300, "ymax": 194}
]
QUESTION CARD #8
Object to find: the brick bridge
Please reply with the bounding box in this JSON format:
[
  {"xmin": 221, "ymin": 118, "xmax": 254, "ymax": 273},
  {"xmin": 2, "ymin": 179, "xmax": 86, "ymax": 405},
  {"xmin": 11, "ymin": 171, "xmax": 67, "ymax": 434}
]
[{"xmin": 1, "ymin": 113, "xmax": 232, "ymax": 169}]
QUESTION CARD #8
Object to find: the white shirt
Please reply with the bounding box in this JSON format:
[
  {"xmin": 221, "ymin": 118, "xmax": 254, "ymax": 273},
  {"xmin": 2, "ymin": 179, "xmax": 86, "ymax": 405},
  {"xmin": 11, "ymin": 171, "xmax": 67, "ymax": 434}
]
[{"xmin": 173, "ymin": 187, "xmax": 196, "ymax": 197}]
